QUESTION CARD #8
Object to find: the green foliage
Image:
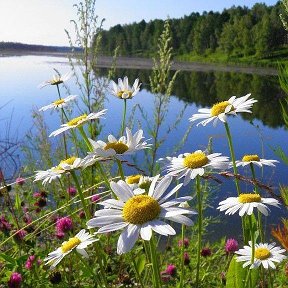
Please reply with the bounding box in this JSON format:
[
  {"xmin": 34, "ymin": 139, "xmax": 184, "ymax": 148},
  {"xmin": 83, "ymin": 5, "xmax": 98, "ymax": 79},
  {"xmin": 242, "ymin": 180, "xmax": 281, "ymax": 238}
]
[{"xmin": 99, "ymin": 2, "xmax": 286, "ymax": 62}]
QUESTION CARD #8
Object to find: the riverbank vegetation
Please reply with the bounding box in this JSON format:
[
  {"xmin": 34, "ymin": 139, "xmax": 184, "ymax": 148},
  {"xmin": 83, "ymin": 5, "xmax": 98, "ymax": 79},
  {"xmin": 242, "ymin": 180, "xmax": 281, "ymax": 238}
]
[{"xmin": 98, "ymin": 2, "xmax": 287, "ymax": 67}]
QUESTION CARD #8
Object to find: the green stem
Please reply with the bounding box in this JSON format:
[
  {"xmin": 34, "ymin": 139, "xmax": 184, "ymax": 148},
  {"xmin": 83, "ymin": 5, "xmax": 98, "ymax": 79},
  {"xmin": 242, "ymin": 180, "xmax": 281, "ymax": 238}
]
[
  {"xmin": 75, "ymin": 252, "xmax": 101, "ymax": 287},
  {"xmin": 121, "ymin": 99, "xmax": 127, "ymax": 136},
  {"xmin": 116, "ymin": 159, "xmax": 125, "ymax": 180},
  {"xmin": 149, "ymin": 235, "xmax": 161, "ymax": 288},
  {"xmin": 248, "ymin": 216, "xmax": 255, "ymax": 288},
  {"xmin": 179, "ymin": 224, "xmax": 186, "ymax": 288},
  {"xmin": 70, "ymin": 171, "xmax": 90, "ymax": 219},
  {"xmin": 195, "ymin": 175, "xmax": 202, "ymax": 288},
  {"xmin": 131, "ymin": 253, "xmax": 145, "ymax": 288},
  {"xmin": 250, "ymin": 163, "xmax": 263, "ymax": 242},
  {"xmin": 95, "ymin": 162, "xmax": 111, "ymax": 190},
  {"xmin": 224, "ymin": 122, "xmax": 241, "ymax": 195},
  {"xmin": 78, "ymin": 126, "xmax": 93, "ymax": 151}
]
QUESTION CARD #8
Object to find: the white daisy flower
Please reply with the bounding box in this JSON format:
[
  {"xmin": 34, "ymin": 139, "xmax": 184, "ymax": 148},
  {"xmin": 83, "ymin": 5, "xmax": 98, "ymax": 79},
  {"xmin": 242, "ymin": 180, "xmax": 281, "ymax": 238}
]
[
  {"xmin": 235, "ymin": 241, "xmax": 286, "ymax": 269},
  {"xmin": 189, "ymin": 93, "xmax": 257, "ymax": 127},
  {"xmin": 34, "ymin": 157, "xmax": 83, "ymax": 185},
  {"xmin": 161, "ymin": 150, "xmax": 229, "ymax": 186},
  {"xmin": 44, "ymin": 229, "xmax": 98, "ymax": 270},
  {"xmin": 34, "ymin": 167, "xmax": 65, "ymax": 185},
  {"xmin": 236, "ymin": 154, "xmax": 279, "ymax": 168},
  {"xmin": 125, "ymin": 174, "xmax": 155, "ymax": 194},
  {"xmin": 87, "ymin": 175, "xmax": 195, "ymax": 254},
  {"xmin": 39, "ymin": 95, "xmax": 77, "ymax": 112},
  {"xmin": 111, "ymin": 76, "xmax": 141, "ymax": 99},
  {"xmin": 38, "ymin": 71, "xmax": 73, "ymax": 88},
  {"xmin": 83, "ymin": 128, "xmax": 150, "ymax": 166},
  {"xmin": 217, "ymin": 193, "xmax": 280, "ymax": 217},
  {"xmin": 49, "ymin": 109, "xmax": 107, "ymax": 137}
]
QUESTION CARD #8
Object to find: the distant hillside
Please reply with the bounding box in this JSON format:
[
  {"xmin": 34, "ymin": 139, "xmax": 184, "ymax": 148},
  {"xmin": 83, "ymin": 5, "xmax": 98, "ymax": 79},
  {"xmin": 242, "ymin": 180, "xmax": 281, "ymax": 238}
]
[
  {"xmin": 0, "ymin": 42, "xmax": 81, "ymax": 53},
  {"xmin": 98, "ymin": 1, "xmax": 287, "ymax": 64}
]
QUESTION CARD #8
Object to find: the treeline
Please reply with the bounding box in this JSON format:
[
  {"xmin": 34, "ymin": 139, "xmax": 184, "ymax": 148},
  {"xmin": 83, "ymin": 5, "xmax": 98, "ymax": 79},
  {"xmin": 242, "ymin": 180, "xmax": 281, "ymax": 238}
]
[
  {"xmin": 0, "ymin": 42, "xmax": 81, "ymax": 53},
  {"xmin": 99, "ymin": 2, "xmax": 286, "ymax": 59}
]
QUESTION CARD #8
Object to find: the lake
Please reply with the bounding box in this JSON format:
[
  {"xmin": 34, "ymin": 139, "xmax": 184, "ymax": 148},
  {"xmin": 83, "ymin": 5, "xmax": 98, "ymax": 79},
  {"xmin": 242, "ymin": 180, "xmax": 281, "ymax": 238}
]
[{"xmin": 1, "ymin": 55, "xmax": 287, "ymax": 240}]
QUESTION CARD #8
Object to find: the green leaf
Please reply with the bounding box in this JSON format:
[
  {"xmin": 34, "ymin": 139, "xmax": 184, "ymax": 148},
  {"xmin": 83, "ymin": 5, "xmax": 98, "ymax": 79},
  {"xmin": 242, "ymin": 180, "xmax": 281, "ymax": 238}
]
[
  {"xmin": 0, "ymin": 253, "xmax": 17, "ymax": 265},
  {"xmin": 14, "ymin": 192, "xmax": 21, "ymax": 210},
  {"xmin": 226, "ymin": 256, "xmax": 259, "ymax": 288},
  {"xmin": 135, "ymin": 254, "xmax": 146, "ymax": 276}
]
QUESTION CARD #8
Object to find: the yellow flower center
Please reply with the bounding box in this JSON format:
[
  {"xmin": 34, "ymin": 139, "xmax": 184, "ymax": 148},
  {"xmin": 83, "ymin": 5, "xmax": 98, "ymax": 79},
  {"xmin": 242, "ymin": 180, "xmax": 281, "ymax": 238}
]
[
  {"xmin": 239, "ymin": 193, "xmax": 261, "ymax": 203},
  {"xmin": 53, "ymin": 99, "xmax": 65, "ymax": 106},
  {"xmin": 123, "ymin": 195, "xmax": 161, "ymax": 224},
  {"xmin": 242, "ymin": 154, "xmax": 260, "ymax": 162},
  {"xmin": 126, "ymin": 175, "xmax": 141, "ymax": 184},
  {"xmin": 117, "ymin": 90, "xmax": 133, "ymax": 98},
  {"xmin": 211, "ymin": 101, "xmax": 231, "ymax": 116},
  {"xmin": 60, "ymin": 156, "xmax": 77, "ymax": 166},
  {"xmin": 67, "ymin": 114, "xmax": 87, "ymax": 126},
  {"xmin": 55, "ymin": 156, "xmax": 77, "ymax": 170},
  {"xmin": 139, "ymin": 181, "xmax": 151, "ymax": 191},
  {"xmin": 183, "ymin": 152, "xmax": 209, "ymax": 169},
  {"xmin": 104, "ymin": 142, "xmax": 129, "ymax": 154},
  {"xmin": 51, "ymin": 78, "xmax": 63, "ymax": 85},
  {"xmin": 61, "ymin": 237, "xmax": 81, "ymax": 253},
  {"xmin": 255, "ymin": 247, "xmax": 271, "ymax": 260}
]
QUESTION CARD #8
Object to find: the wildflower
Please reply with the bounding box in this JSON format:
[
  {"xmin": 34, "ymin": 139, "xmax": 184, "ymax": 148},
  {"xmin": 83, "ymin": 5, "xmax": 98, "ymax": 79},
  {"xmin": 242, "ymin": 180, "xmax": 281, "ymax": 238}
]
[
  {"xmin": 236, "ymin": 154, "xmax": 279, "ymax": 168},
  {"xmin": 271, "ymin": 221, "xmax": 288, "ymax": 251},
  {"xmin": 217, "ymin": 194, "xmax": 280, "ymax": 216},
  {"xmin": 160, "ymin": 271, "xmax": 171, "ymax": 283},
  {"xmin": 0, "ymin": 215, "xmax": 11, "ymax": 232},
  {"xmin": 15, "ymin": 177, "xmax": 25, "ymax": 186},
  {"xmin": 38, "ymin": 71, "xmax": 73, "ymax": 88},
  {"xmin": 67, "ymin": 186, "xmax": 77, "ymax": 197},
  {"xmin": 201, "ymin": 247, "xmax": 212, "ymax": 257},
  {"xmin": 91, "ymin": 194, "xmax": 100, "ymax": 203},
  {"xmin": 34, "ymin": 167, "xmax": 65, "ymax": 185},
  {"xmin": 189, "ymin": 93, "xmax": 257, "ymax": 126},
  {"xmin": 78, "ymin": 211, "xmax": 86, "ymax": 219},
  {"xmin": 225, "ymin": 238, "xmax": 239, "ymax": 254},
  {"xmin": 25, "ymin": 255, "xmax": 36, "ymax": 270},
  {"xmin": 8, "ymin": 272, "xmax": 22, "ymax": 288},
  {"xmin": 162, "ymin": 150, "xmax": 229, "ymax": 186},
  {"xmin": 39, "ymin": 95, "xmax": 77, "ymax": 112},
  {"xmin": 178, "ymin": 237, "xmax": 189, "ymax": 248},
  {"xmin": 56, "ymin": 217, "xmax": 73, "ymax": 234},
  {"xmin": 23, "ymin": 213, "xmax": 32, "ymax": 224},
  {"xmin": 44, "ymin": 229, "xmax": 97, "ymax": 269},
  {"xmin": 111, "ymin": 76, "xmax": 141, "ymax": 99},
  {"xmin": 55, "ymin": 231, "xmax": 65, "ymax": 240},
  {"xmin": 235, "ymin": 242, "xmax": 286, "ymax": 269},
  {"xmin": 87, "ymin": 175, "xmax": 195, "ymax": 254},
  {"xmin": 34, "ymin": 157, "xmax": 83, "ymax": 185},
  {"xmin": 14, "ymin": 229, "xmax": 27, "ymax": 241},
  {"xmin": 49, "ymin": 109, "xmax": 107, "ymax": 137},
  {"xmin": 125, "ymin": 174, "xmax": 154, "ymax": 194},
  {"xmin": 165, "ymin": 264, "xmax": 177, "ymax": 276},
  {"xmin": 84, "ymin": 128, "xmax": 150, "ymax": 165},
  {"xmin": 183, "ymin": 252, "xmax": 190, "ymax": 265}
]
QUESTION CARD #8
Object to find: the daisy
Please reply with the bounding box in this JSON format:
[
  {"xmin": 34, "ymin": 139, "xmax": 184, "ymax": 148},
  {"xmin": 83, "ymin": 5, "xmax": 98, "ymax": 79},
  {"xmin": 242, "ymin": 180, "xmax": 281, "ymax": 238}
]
[
  {"xmin": 87, "ymin": 175, "xmax": 195, "ymax": 254},
  {"xmin": 161, "ymin": 150, "xmax": 229, "ymax": 186},
  {"xmin": 125, "ymin": 174, "xmax": 155, "ymax": 194},
  {"xmin": 217, "ymin": 193, "xmax": 280, "ymax": 216},
  {"xmin": 44, "ymin": 229, "xmax": 97, "ymax": 269},
  {"xmin": 49, "ymin": 109, "xmax": 107, "ymax": 137},
  {"xmin": 236, "ymin": 154, "xmax": 279, "ymax": 168},
  {"xmin": 83, "ymin": 128, "xmax": 150, "ymax": 165},
  {"xmin": 39, "ymin": 95, "xmax": 77, "ymax": 112},
  {"xmin": 34, "ymin": 157, "xmax": 83, "ymax": 185},
  {"xmin": 111, "ymin": 76, "xmax": 141, "ymax": 99},
  {"xmin": 235, "ymin": 241, "xmax": 286, "ymax": 269},
  {"xmin": 189, "ymin": 94, "xmax": 257, "ymax": 126},
  {"xmin": 38, "ymin": 71, "xmax": 73, "ymax": 88}
]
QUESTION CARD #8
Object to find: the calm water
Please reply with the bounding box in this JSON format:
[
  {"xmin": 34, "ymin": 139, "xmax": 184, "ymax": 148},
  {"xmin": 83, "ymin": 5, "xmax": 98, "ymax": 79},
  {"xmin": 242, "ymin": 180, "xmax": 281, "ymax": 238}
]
[{"xmin": 1, "ymin": 55, "xmax": 287, "ymax": 239}]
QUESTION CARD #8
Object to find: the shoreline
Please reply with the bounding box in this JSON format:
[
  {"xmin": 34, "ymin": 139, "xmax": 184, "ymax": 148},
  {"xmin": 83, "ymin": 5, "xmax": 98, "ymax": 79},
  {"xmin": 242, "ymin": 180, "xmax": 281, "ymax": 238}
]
[{"xmin": 0, "ymin": 51, "xmax": 278, "ymax": 76}]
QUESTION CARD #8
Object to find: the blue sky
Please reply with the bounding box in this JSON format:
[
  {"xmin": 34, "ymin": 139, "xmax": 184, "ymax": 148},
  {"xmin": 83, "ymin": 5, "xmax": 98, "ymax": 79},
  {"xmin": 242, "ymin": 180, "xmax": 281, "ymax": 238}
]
[{"xmin": 0, "ymin": 0, "xmax": 279, "ymax": 46}]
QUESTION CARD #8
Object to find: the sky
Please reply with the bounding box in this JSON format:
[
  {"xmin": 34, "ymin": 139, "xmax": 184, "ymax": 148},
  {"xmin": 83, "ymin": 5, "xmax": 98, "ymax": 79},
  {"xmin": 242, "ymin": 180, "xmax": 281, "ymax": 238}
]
[{"xmin": 0, "ymin": 0, "xmax": 279, "ymax": 46}]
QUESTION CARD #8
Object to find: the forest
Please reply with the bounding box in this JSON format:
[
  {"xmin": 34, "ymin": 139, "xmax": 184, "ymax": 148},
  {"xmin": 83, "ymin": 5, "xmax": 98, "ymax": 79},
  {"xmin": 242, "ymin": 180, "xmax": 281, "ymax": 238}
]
[{"xmin": 99, "ymin": 2, "xmax": 287, "ymax": 61}]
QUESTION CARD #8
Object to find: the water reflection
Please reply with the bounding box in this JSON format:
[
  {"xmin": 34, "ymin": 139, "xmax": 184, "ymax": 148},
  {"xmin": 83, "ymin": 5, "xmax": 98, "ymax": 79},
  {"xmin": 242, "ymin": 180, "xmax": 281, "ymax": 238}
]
[{"xmin": 98, "ymin": 68, "xmax": 285, "ymax": 128}]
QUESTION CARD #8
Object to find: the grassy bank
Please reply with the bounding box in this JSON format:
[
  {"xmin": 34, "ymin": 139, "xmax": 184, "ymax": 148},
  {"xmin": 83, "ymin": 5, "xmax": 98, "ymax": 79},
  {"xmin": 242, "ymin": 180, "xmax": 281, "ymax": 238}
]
[{"xmin": 177, "ymin": 47, "xmax": 288, "ymax": 68}]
